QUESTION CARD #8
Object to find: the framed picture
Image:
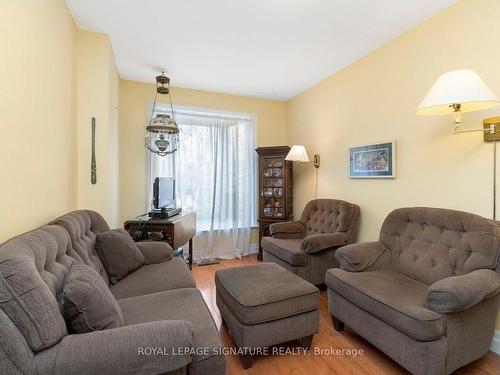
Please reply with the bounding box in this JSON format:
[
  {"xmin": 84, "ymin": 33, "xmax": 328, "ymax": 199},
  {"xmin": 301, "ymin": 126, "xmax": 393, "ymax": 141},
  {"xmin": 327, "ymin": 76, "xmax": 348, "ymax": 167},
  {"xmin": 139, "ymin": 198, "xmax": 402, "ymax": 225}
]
[{"xmin": 349, "ymin": 141, "xmax": 396, "ymax": 178}]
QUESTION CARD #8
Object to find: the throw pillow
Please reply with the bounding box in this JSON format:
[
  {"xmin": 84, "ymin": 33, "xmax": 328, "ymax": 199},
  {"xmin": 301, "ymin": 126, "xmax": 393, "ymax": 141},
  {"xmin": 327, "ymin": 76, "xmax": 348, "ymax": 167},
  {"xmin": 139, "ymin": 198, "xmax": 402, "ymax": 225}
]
[
  {"xmin": 62, "ymin": 263, "xmax": 124, "ymax": 333},
  {"xmin": 95, "ymin": 229, "xmax": 145, "ymax": 284}
]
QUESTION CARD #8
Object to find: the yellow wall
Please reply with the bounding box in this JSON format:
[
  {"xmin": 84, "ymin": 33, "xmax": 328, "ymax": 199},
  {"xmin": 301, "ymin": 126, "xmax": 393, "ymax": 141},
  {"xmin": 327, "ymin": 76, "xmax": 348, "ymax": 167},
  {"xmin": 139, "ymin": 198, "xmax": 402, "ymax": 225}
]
[
  {"xmin": 286, "ymin": 0, "xmax": 500, "ymax": 328},
  {"xmin": 0, "ymin": 0, "xmax": 120, "ymax": 241},
  {"xmin": 118, "ymin": 80, "xmax": 288, "ymax": 223},
  {"xmin": 0, "ymin": 0, "xmax": 78, "ymax": 240},
  {"xmin": 77, "ymin": 30, "xmax": 120, "ymax": 227}
]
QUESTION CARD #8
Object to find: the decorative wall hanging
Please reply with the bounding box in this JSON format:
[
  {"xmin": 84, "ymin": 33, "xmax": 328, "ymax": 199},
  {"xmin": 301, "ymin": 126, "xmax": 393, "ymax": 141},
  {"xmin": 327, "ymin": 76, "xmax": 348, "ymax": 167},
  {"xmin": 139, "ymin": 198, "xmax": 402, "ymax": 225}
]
[
  {"xmin": 349, "ymin": 141, "xmax": 396, "ymax": 178},
  {"xmin": 145, "ymin": 72, "xmax": 180, "ymax": 156},
  {"xmin": 91, "ymin": 117, "xmax": 97, "ymax": 184}
]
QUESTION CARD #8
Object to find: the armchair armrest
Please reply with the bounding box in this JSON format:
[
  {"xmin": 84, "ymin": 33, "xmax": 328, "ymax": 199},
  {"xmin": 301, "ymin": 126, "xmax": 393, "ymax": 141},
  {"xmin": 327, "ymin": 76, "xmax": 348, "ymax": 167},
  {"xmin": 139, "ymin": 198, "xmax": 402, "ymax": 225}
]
[
  {"xmin": 301, "ymin": 233, "xmax": 348, "ymax": 254},
  {"xmin": 34, "ymin": 320, "xmax": 194, "ymax": 375},
  {"xmin": 425, "ymin": 269, "xmax": 500, "ymax": 313},
  {"xmin": 335, "ymin": 241, "xmax": 390, "ymax": 272},
  {"xmin": 136, "ymin": 241, "xmax": 174, "ymax": 264},
  {"xmin": 269, "ymin": 221, "xmax": 306, "ymax": 239}
]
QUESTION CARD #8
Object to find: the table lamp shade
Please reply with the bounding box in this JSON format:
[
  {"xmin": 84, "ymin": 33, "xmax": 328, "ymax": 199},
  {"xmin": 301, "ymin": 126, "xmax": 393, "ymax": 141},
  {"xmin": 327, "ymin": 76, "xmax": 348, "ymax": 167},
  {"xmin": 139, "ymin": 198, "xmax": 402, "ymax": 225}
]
[
  {"xmin": 285, "ymin": 145, "xmax": 310, "ymax": 162},
  {"xmin": 416, "ymin": 69, "xmax": 499, "ymax": 116}
]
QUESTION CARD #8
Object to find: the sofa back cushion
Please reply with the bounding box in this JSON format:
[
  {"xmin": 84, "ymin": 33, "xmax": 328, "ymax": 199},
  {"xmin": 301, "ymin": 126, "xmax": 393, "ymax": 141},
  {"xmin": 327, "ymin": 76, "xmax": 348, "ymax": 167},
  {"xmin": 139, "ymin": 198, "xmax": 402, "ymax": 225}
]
[
  {"xmin": 301, "ymin": 199, "xmax": 360, "ymax": 238},
  {"xmin": 0, "ymin": 226, "xmax": 69, "ymax": 351},
  {"xmin": 380, "ymin": 207, "xmax": 500, "ymax": 285},
  {"xmin": 51, "ymin": 210, "xmax": 110, "ymax": 285}
]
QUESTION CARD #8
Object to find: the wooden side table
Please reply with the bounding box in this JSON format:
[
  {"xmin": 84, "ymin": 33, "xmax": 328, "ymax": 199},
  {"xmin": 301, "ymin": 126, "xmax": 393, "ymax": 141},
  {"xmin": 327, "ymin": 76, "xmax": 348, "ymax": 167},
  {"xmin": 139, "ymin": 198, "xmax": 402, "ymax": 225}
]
[{"xmin": 124, "ymin": 211, "xmax": 196, "ymax": 269}]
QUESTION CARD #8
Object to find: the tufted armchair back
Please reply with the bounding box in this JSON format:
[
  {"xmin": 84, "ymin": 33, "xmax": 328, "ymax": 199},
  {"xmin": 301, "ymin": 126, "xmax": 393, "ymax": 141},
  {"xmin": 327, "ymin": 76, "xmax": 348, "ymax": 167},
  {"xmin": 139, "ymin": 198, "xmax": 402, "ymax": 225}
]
[
  {"xmin": 380, "ymin": 207, "xmax": 500, "ymax": 285},
  {"xmin": 300, "ymin": 199, "xmax": 360, "ymax": 240}
]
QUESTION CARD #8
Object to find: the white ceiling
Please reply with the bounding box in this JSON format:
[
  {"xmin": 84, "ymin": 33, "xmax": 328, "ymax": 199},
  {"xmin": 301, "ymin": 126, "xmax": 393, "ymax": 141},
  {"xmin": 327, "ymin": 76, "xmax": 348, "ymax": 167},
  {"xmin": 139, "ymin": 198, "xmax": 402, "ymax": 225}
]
[{"xmin": 65, "ymin": 0, "xmax": 456, "ymax": 100}]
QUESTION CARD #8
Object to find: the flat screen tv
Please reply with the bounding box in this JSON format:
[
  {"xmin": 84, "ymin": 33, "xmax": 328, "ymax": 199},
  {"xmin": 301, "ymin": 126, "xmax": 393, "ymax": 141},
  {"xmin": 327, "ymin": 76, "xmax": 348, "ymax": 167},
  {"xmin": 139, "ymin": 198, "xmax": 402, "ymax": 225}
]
[{"xmin": 153, "ymin": 177, "xmax": 175, "ymax": 209}]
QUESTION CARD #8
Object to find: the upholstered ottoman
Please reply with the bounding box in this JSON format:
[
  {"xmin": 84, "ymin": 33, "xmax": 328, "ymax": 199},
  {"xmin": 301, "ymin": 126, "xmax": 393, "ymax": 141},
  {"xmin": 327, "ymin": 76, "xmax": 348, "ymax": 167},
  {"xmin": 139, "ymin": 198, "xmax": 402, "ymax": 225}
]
[{"xmin": 215, "ymin": 263, "xmax": 320, "ymax": 368}]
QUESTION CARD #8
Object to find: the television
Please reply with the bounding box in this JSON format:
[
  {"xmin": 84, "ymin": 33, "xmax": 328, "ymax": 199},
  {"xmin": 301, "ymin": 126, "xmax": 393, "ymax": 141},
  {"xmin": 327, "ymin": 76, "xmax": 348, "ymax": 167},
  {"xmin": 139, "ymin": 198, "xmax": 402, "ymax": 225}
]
[{"xmin": 153, "ymin": 177, "xmax": 176, "ymax": 209}]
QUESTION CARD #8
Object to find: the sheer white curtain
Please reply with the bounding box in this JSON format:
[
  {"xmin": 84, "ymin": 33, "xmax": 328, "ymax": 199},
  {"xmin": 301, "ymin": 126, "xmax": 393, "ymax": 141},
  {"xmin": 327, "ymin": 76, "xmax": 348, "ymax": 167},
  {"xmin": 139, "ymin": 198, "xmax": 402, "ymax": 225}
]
[{"xmin": 146, "ymin": 105, "xmax": 257, "ymax": 260}]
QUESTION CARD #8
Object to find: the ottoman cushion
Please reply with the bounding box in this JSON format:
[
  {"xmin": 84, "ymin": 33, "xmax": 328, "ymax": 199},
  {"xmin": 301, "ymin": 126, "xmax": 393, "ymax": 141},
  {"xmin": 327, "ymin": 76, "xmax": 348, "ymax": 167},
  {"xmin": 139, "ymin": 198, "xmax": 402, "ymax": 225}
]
[{"xmin": 215, "ymin": 263, "xmax": 319, "ymax": 325}]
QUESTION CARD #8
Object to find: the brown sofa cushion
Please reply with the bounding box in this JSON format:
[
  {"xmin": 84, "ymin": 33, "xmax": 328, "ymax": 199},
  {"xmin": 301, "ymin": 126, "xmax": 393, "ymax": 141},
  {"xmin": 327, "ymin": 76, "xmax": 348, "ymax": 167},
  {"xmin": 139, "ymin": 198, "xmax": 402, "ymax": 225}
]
[
  {"xmin": 110, "ymin": 257, "xmax": 196, "ymax": 300},
  {"xmin": 425, "ymin": 269, "xmax": 500, "ymax": 313},
  {"xmin": 62, "ymin": 263, "xmax": 124, "ymax": 333},
  {"xmin": 335, "ymin": 241, "xmax": 390, "ymax": 272},
  {"xmin": 118, "ymin": 288, "xmax": 224, "ymax": 375},
  {"xmin": 0, "ymin": 256, "xmax": 67, "ymax": 351},
  {"xmin": 261, "ymin": 237, "xmax": 308, "ymax": 266},
  {"xmin": 301, "ymin": 199, "xmax": 360, "ymax": 236},
  {"xmin": 379, "ymin": 207, "xmax": 500, "ymax": 285},
  {"xmin": 269, "ymin": 221, "xmax": 305, "ymax": 239},
  {"xmin": 51, "ymin": 210, "xmax": 111, "ymax": 284},
  {"xmin": 326, "ymin": 268, "xmax": 443, "ymax": 341},
  {"xmin": 215, "ymin": 263, "xmax": 319, "ymax": 325},
  {"xmin": 95, "ymin": 229, "xmax": 145, "ymax": 284},
  {"xmin": 301, "ymin": 232, "xmax": 348, "ymax": 253},
  {"xmin": 135, "ymin": 241, "xmax": 173, "ymax": 264}
]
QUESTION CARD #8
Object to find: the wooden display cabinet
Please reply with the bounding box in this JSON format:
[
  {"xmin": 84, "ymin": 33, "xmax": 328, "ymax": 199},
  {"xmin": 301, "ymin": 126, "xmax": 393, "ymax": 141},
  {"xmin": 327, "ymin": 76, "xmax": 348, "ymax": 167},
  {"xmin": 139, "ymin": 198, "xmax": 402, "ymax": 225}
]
[{"xmin": 255, "ymin": 146, "xmax": 293, "ymax": 260}]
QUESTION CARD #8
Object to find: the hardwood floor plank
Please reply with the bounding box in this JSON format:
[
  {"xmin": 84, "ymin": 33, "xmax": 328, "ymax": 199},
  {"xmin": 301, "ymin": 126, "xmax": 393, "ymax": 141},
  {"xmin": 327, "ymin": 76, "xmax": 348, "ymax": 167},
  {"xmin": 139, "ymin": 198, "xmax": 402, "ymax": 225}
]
[{"xmin": 191, "ymin": 255, "xmax": 500, "ymax": 374}]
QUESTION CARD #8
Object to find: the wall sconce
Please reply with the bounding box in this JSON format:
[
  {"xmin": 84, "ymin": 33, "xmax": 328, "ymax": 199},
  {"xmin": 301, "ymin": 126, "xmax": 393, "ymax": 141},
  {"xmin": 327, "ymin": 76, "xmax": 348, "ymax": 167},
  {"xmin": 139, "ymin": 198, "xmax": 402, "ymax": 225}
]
[
  {"xmin": 416, "ymin": 69, "xmax": 500, "ymax": 218},
  {"xmin": 416, "ymin": 69, "xmax": 500, "ymax": 138},
  {"xmin": 285, "ymin": 145, "xmax": 320, "ymax": 198},
  {"xmin": 285, "ymin": 145, "xmax": 320, "ymax": 168}
]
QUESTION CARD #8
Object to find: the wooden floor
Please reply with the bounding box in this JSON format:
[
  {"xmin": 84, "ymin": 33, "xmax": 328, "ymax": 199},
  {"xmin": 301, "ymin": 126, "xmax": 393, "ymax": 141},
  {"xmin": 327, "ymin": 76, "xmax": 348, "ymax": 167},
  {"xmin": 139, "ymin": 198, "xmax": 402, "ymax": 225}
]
[{"xmin": 192, "ymin": 255, "xmax": 500, "ymax": 375}]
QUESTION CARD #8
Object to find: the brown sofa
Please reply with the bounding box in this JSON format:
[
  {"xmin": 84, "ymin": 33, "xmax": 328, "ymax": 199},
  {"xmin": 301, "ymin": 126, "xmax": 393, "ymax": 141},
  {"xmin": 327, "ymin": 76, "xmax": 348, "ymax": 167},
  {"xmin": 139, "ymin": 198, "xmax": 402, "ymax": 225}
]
[
  {"xmin": 262, "ymin": 199, "xmax": 360, "ymax": 285},
  {"xmin": 327, "ymin": 207, "xmax": 500, "ymax": 375},
  {"xmin": 0, "ymin": 210, "xmax": 226, "ymax": 375}
]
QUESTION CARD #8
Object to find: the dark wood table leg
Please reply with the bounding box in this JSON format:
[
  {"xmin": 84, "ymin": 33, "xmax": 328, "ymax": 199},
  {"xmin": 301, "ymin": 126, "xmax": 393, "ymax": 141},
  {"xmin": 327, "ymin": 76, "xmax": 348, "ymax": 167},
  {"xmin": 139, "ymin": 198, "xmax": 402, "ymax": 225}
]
[{"xmin": 189, "ymin": 238, "xmax": 193, "ymax": 269}]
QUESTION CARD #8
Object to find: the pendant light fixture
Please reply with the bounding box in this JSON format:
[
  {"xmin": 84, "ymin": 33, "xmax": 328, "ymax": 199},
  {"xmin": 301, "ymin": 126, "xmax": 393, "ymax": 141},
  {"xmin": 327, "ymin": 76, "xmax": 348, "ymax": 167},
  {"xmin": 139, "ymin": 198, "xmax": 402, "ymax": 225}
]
[{"xmin": 145, "ymin": 72, "xmax": 180, "ymax": 156}]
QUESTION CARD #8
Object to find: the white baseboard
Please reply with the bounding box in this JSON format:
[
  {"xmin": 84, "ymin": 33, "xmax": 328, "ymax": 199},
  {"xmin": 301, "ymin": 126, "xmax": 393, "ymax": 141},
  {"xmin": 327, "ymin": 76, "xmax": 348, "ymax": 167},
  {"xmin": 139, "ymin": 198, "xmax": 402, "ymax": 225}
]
[{"xmin": 491, "ymin": 330, "xmax": 500, "ymax": 354}]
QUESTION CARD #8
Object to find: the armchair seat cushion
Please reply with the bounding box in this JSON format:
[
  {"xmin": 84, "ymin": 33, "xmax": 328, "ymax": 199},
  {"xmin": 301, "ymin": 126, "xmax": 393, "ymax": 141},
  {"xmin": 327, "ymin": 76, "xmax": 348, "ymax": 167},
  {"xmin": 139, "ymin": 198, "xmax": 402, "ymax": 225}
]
[
  {"xmin": 110, "ymin": 257, "xmax": 195, "ymax": 299},
  {"xmin": 326, "ymin": 268, "xmax": 443, "ymax": 341},
  {"xmin": 261, "ymin": 237, "xmax": 308, "ymax": 266}
]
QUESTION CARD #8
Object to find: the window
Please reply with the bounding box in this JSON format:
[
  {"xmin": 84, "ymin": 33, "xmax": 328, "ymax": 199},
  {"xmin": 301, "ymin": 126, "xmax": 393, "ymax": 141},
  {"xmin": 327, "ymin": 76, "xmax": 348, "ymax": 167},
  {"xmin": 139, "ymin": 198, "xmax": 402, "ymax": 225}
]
[{"xmin": 147, "ymin": 106, "xmax": 258, "ymax": 233}]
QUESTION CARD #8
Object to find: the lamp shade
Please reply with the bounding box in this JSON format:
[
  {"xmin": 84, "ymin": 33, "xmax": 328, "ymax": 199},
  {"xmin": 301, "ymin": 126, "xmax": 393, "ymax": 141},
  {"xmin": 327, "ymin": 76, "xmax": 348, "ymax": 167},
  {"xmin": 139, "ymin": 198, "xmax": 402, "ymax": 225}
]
[
  {"xmin": 285, "ymin": 145, "xmax": 310, "ymax": 162},
  {"xmin": 416, "ymin": 69, "xmax": 499, "ymax": 116}
]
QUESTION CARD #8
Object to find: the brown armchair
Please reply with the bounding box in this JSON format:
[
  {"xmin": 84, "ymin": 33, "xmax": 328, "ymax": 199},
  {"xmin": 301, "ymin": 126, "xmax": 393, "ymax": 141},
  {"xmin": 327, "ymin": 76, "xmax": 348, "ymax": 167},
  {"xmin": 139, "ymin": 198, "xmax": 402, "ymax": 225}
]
[
  {"xmin": 262, "ymin": 199, "xmax": 360, "ymax": 285},
  {"xmin": 327, "ymin": 207, "xmax": 500, "ymax": 375}
]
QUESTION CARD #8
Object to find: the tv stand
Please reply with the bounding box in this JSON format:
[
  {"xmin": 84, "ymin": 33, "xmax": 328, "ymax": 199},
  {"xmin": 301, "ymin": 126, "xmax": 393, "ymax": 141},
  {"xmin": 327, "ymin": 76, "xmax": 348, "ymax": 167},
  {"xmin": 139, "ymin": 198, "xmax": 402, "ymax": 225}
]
[
  {"xmin": 124, "ymin": 211, "xmax": 196, "ymax": 269},
  {"xmin": 149, "ymin": 207, "xmax": 182, "ymax": 219}
]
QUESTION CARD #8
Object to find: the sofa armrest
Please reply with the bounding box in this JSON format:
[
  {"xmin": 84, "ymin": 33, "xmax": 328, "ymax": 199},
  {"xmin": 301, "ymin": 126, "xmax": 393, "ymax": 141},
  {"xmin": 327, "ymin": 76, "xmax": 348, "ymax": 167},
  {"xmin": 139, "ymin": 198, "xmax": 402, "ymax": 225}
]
[
  {"xmin": 135, "ymin": 241, "xmax": 174, "ymax": 264},
  {"xmin": 269, "ymin": 221, "xmax": 306, "ymax": 239},
  {"xmin": 301, "ymin": 233, "xmax": 348, "ymax": 254},
  {"xmin": 335, "ymin": 241, "xmax": 390, "ymax": 272},
  {"xmin": 34, "ymin": 320, "xmax": 194, "ymax": 375},
  {"xmin": 425, "ymin": 269, "xmax": 500, "ymax": 313}
]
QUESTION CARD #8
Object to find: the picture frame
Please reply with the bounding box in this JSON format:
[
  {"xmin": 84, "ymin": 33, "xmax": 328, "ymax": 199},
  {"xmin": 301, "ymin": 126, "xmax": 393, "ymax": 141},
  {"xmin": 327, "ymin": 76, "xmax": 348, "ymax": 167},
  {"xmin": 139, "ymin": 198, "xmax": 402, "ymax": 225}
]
[{"xmin": 349, "ymin": 141, "xmax": 396, "ymax": 178}]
